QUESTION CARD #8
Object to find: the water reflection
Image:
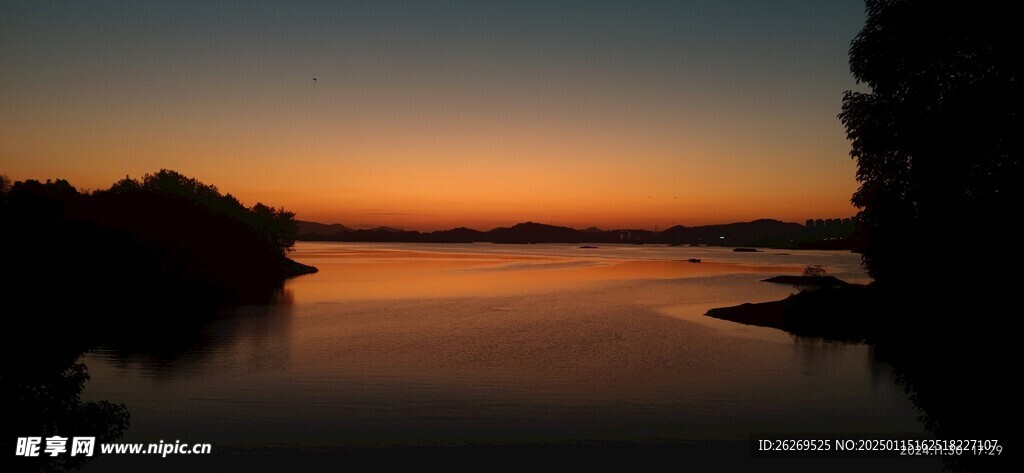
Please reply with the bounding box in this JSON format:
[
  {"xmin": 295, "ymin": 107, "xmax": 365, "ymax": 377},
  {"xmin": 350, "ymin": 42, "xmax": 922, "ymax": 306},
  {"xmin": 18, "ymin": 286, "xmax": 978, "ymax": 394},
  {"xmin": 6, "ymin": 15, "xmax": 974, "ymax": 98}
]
[
  {"xmin": 93, "ymin": 300, "xmax": 295, "ymax": 379},
  {"xmin": 75, "ymin": 244, "xmax": 934, "ymax": 473},
  {"xmin": 286, "ymin": 243, "xmax": 809, "ymax": 302},
  {"xmin": 2, "ymin": 350, "xmax": 129, "ymax": 472},
  {"xmin": 4, "ymin": 285, "xmax": 293, "ymax": 472}
]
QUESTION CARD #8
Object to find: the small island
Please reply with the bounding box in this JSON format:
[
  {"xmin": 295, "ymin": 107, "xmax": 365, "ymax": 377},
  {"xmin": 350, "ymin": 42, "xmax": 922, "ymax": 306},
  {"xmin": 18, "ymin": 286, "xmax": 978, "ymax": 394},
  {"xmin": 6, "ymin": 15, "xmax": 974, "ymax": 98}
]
[
  {"xmin": 706, "ymin": 300, "xmax": 789, "ymax": 329},
  {"xmin": 762, "ymin": 275, "xmax": 848, "ymax": 286},
  {"xmin": 3, "ymin": 169, "xmax": 316, "ymax": 327}
]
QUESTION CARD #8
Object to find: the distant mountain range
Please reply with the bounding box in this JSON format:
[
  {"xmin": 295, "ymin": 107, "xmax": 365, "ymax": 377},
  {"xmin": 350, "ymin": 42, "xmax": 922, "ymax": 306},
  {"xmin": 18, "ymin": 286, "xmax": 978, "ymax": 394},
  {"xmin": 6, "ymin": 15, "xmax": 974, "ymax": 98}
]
[
  {"xmin": 296, "ymin": 221, "xmax": 351, "ymax": 235},
  {"xmin": 296, "ymin": 219, "xmax": 820, "ymax": 247}
]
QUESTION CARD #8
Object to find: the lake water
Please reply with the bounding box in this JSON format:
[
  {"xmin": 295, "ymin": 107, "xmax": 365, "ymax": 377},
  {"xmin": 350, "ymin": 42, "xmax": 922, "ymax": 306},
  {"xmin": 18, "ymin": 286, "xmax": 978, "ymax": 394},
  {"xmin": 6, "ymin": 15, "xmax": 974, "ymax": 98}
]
[{"xmin": 79, "ymin": 242, "xmax": 940, "ymax": 470}]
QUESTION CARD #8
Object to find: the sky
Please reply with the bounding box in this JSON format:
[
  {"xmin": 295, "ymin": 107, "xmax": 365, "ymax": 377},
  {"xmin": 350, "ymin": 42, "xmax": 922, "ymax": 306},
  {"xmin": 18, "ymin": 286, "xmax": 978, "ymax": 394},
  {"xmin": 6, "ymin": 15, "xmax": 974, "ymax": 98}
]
[{"xmin": 1, "ymin": 0, "xmax": 867, "ymax": 231}]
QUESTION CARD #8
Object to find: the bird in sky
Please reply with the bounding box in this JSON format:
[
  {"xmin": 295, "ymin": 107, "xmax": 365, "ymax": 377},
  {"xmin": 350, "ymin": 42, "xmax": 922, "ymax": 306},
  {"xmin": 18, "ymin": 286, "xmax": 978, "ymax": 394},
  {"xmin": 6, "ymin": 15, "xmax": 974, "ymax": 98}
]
[{"xmin": 312, "ymin": 77, "xmax": 318, "ymax": 82}]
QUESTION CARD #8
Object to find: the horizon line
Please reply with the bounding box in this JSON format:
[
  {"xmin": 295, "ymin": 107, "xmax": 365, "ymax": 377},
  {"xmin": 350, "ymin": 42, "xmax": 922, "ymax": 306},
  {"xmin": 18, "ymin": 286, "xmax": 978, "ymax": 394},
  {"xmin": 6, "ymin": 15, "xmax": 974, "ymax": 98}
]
[{"xmin": 297, "ymin": 216, "xmax": 859, "ymax": 234}]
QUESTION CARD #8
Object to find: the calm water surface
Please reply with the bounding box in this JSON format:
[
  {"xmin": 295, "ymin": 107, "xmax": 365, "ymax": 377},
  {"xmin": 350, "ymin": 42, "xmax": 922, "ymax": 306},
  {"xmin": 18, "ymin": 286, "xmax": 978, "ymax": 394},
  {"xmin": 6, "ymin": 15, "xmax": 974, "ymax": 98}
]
[{"xmin": 80, "ymin": 242, "xmax": 938, "ymax": 469}]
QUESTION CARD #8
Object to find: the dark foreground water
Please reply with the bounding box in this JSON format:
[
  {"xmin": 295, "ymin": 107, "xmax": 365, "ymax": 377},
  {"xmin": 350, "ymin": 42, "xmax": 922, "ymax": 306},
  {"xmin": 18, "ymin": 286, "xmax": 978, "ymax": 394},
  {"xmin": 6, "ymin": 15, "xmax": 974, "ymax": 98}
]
[{"xmin": 78, "ymin": 243, "xmax": 941, "ymax": 471}]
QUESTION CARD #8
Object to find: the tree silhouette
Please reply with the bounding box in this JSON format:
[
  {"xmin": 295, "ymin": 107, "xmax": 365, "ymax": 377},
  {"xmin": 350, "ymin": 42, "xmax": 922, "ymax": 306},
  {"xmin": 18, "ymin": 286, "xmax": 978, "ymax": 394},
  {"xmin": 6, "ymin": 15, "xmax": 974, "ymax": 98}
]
[
  {"xmin": 0, "ymin": 170, "xmax": 307, "ymax": 324},
  {"xmin": 2, "ymin": 351, "xmax": 130, "ymax": 473},
  {"xmin": 801, "ymin": 265, "xmax": 826, "ymax": 278},
  {"xmin": 840, "ymin": 0, "xmax": 1023, "ymax": 286},
  {"xmin": 838, "ymin": 4, "xmax": 1019, "ymax": 470}
]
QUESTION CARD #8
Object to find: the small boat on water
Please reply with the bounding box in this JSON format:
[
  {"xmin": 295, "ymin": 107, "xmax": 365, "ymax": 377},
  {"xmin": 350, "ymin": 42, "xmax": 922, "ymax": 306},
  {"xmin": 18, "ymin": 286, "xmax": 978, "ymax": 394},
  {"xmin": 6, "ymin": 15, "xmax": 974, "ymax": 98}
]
[{"xmin": 687, "ymin": 258, "xmax": 702, "ymax": 263}]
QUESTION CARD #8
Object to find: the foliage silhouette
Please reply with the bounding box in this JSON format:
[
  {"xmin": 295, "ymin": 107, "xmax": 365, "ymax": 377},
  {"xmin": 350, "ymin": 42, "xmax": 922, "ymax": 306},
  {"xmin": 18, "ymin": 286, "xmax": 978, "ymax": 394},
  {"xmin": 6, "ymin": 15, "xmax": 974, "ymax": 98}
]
[
  {"xmin": 835, "ymin": 3, "xmax": 1020, "ymax": 469},
  {"xmin": 713, "ymin": 2, "xmax": 1022, "ymax": 470},
  {"xmin": 2, "ymin": 350, "xmax": 130, "ymax": 473},
  {"xmin": 1, "ymin": 170, "xmax": 309, "ymax": 471},
  {"xmin": 1, "ymin": 169, "xmax": 307, "ymax": 325},
  {"xmin": 801, "ymin": 265, "xmax": 826, "ymax": 278},
  {"xmin": 841, "ymin": 0, "xmax": 1023, "ymax": 286}
]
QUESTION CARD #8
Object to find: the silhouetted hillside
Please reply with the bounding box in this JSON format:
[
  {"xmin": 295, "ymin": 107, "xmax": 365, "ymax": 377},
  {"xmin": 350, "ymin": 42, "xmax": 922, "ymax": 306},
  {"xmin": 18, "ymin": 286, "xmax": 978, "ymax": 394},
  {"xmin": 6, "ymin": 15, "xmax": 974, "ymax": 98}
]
[
  {"xmin": 1, "ymin": 170, "xmax": 314, "ymax": 332},
  {"xmin": 348, "ymin": 228, "xmax": 426, "ymax": 242},
  {"xmin": 431, "ymin": 227, "xmax": 486, "ymax": 243},
  {"xmin": 297, "ymin": 218, "xmax": 816, "ymax": 247},
  {"xmin": 296, "ymin": 220, "xmax": 350, "ymax": 236},
  {"xmin": 486, "ymin": 222, "xmax": 585, "ymax": 244},
  {"xmin": 660, "ymin": 219, "xmax": 804, "ymax": 245}
]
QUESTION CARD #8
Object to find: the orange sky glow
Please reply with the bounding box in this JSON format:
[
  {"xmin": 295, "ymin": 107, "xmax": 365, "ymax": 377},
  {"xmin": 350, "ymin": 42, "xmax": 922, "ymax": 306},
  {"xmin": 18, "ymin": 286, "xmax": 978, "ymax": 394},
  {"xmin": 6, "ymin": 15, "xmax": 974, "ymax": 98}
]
[{"xmin": 0, "ymin": 1, "xmax": 863, "ymax": 231}]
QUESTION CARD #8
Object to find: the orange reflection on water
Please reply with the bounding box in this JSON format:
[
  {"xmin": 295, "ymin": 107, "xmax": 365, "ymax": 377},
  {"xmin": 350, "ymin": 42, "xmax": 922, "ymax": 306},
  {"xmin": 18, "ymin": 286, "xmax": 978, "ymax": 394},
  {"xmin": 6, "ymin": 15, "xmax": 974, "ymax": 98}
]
[{"xmin": 286, "ymin": 246, "xmax": 800, "ymax": 302}]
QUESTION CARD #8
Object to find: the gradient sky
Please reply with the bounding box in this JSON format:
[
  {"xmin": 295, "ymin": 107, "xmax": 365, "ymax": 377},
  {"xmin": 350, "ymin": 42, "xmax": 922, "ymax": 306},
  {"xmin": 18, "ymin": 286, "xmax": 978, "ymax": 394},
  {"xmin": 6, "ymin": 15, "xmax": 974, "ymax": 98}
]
[{"xmin": 1, "ymin": 0, "xmax": 866, "ymax": 230}]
